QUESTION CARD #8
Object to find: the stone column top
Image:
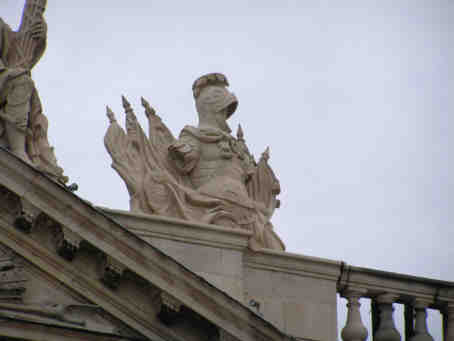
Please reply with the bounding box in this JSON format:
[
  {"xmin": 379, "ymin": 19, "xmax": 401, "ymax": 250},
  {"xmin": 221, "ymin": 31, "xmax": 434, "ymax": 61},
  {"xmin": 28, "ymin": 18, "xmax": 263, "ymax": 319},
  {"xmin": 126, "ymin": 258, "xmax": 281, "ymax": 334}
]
[
  {"xmin": 341, "ymin": 287, "xmax": 368, "ymax": 299},
  {"xmin": 413, "ymin": 298, "xmax": 433, "ymax": 309},
  {"xmin": 376, "ymin": 293, "xmax": 400, "ymax": 304}
]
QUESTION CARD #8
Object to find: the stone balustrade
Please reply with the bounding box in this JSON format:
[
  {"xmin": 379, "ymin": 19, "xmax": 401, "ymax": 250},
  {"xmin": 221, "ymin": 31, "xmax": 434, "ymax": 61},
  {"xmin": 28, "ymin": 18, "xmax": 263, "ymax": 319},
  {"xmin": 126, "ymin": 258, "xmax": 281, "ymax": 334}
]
[{"xmin": 338, "ymin": 264, "xmax": 454, "ymax": 341}]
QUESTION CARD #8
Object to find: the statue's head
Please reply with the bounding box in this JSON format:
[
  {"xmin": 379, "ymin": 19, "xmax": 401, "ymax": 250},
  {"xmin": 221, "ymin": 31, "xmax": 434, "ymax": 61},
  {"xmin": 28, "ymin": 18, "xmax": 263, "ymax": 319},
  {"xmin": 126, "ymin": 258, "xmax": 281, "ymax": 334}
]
[{"xmin": 192, "ymin": 73, "xmax": 238, "ymax": 133}]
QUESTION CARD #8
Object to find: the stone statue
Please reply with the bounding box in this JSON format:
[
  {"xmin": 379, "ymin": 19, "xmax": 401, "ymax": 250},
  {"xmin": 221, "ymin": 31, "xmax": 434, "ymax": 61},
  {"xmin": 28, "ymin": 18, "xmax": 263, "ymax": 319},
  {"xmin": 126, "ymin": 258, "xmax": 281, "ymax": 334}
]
[
  {"xmin": 0, "ymin": 0, "xmax": 67, "ymax": 183},
  {"xmin": 104, "ymin": 73, "xmax": 285, "ymax": 250}
]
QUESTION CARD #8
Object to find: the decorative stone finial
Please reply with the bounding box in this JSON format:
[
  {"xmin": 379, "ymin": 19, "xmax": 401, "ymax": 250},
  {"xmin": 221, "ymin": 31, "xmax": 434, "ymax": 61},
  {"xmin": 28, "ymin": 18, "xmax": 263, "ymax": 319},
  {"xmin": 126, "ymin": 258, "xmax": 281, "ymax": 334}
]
[
  {"xmin": 261, "ymin": 147, "xmax": 270, "ymax": 162},
  {"xmin": 141, "ymin": 97, "xmax": 156, "ymax": 117},
  {"xmin": 237, "ymin": 124, "xmax": 244, "ymax": 141},
  {"xmin": 106, "ymin": 106, "xmax": 116, "ymax": 123},
  {"xmin": 121, "ymin": 95, "xmax": 131, "ymax": 111}
]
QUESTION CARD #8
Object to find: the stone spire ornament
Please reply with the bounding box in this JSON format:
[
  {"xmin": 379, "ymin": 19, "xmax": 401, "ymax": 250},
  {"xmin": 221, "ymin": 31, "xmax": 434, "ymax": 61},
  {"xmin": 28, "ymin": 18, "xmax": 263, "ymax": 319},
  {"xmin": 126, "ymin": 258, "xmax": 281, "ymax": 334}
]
[
  {"xmin": 106, "ymin": 106, "xmax": 116, "ymax": 124},
  {"xmin": 141, "ymin": 97, "xmax": 156, "ymax": 117},
  {"xmin": 104, "ymin": 73, "xmax": 285, "ymax": 251},
  {"xmin": 236, "ymin": 124, "xmax": 244, "ymax": 141}
]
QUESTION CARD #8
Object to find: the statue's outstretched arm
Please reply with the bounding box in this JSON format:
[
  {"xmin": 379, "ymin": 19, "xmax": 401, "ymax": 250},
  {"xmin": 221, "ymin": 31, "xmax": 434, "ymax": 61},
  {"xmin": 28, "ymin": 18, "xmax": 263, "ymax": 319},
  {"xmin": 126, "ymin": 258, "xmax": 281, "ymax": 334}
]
[
  {"xmin": 12, "ymin": 0, "xmax": 48, "ymax": 70},
  {"xmin": 27, "ymin": 18, "xmax": 47, "ymax": 69},
  {"xmin": 168, "ymin": 134, "xmax": 200, "ymax": 175}
]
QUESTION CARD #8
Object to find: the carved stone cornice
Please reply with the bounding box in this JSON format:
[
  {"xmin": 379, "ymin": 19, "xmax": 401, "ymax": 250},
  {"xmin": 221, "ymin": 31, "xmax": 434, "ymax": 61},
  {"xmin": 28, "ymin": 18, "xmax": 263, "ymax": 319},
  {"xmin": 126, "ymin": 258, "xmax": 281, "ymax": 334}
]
[
  {"xmin": 219, "ymin": 329, "xmax": 241, "ymax": 341},
  {"xmin": 0, "ymin": 186, "xmax": 42, "ymax": 234},
  {"xmin": 0, "ymin": 215, "xmax": 182, "ymax": 341},
  {"xmin": 14, "ymin": 197, "xmax": 42, "ymax": 233},
  {"xmin": 54, "ymin": 225, "xmax": 82, "ymax": 261},
  {"xmin": 158, "ymin": 292, "xmax": 183, "ymax": 326},
  {"xmin": 100, "ymin": 254, "xmax": 125, "ymax": 290},
  {"xmin": 0, "ymin": 317, "xmax": 138, "ymax": 341}
]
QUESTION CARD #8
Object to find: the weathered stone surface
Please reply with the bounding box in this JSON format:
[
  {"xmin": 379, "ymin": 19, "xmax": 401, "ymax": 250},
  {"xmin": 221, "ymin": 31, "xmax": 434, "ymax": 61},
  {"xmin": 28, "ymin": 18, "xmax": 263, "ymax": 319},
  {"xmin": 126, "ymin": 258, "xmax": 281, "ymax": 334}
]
[
  {"xmin": 99, "ymin": 254, "xmax": 125, "ymax": 290},
  {"xmin": 158, "ymin": 292, "xmax": 183, "ymax": 326},
  {"xmin": 101, "ymin": 207, "xmax": 248, "ymax": 301},
  {"xmin": 55, "ymin": 225, "xmax": 82, "ymax": 261},
  {"xmin": 0, "ymin": 147, "xmax": 291, "ymax": 341},
  {"xmin": 104, "ymin": 74, "xmax": 284, "ymax": 251},
  {"xmin": 244, "ymin": 250, "xmax": 341, "ymax": 341},
  {"xmin": 0, "ymin": 245, "xmax": 26, "ymax": 302},
  {"xmin": 14, "ymin": 197, "xmax": 41, "ymax": 233},
  {"xmin": 101, "ymin": 207, "xmax": 341, "ymax": 341}
]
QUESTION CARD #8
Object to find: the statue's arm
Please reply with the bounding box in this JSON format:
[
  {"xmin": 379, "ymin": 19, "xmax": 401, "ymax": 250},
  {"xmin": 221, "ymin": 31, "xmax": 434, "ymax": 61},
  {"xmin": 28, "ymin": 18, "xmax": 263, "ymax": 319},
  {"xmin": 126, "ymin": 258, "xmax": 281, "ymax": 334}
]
[
  {"xmin": 0, "ymin": 16, "xmax": 47, "ymax": 70},
  {"xmin": 28, "ymin": 18, "xmax": 47, "ymax": 69},
  {"xmin": 168, "ymin": 132, "xmax": 200, "ymax": 174}
]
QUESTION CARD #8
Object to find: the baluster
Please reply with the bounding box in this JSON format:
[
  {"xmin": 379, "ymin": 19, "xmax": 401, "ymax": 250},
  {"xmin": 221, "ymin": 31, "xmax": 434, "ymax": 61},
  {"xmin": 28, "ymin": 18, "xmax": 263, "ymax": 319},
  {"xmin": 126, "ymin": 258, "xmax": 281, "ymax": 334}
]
[
  {"xmin": 404, "ymin": 303, "xmax": 415, "ymax": 340},
  {"xmin": 341, "ymin": 288, "xmax": 368, "ymax": 341},
  {"xmin": 409, "ymin": 300, "xmax": 434, "ymax": 341},
  {"xmin": 445, "ymin": 304, "xmax": 454, "ymax": 341},
  {"xmin": 374, "ymin": 293, "xmax": 401, "ymax": 341}
]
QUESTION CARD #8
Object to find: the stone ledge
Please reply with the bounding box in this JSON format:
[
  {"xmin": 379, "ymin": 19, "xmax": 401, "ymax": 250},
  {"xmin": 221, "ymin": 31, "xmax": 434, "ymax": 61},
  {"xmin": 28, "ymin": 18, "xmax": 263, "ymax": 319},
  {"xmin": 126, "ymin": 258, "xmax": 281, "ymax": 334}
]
[
  {"xmin": 245, "ymin": 248, "xmax": 341, "ymax": 281},
  {"xmin": 99, "ymin": 207, "xmax": 251, "ymax": 251}
]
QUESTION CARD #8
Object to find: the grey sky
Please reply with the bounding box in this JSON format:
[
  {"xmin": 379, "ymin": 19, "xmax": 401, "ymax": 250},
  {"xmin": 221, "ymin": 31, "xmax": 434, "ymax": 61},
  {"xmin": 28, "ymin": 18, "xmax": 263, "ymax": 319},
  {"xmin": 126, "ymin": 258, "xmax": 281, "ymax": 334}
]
[{"xmin": 2, "ymin": 1, "xmax": 453, "ymax": 339}]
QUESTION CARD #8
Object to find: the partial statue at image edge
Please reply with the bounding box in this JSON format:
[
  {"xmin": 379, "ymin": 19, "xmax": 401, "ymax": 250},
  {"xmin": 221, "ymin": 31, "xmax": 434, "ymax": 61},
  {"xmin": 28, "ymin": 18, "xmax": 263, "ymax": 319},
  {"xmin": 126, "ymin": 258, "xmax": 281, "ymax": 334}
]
[{"xmin": 0, "ymin": 0, "xmax": 67, "ymax": 184}]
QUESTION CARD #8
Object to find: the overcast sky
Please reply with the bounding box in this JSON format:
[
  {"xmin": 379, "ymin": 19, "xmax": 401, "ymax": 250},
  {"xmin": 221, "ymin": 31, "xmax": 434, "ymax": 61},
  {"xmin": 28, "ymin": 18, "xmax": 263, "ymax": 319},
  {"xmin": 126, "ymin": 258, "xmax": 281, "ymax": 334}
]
[{"xmin": 3, "ymin": 1, "xmax": 453, "ymax": 339}]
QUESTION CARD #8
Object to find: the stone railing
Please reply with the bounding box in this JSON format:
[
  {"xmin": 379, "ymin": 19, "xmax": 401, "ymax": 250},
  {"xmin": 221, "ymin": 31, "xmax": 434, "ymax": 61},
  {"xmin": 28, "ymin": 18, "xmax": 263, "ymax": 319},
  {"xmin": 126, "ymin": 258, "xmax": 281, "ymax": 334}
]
[{"xmin": 338, "ymin": 264, "xmax": 454, "ymax": 341}]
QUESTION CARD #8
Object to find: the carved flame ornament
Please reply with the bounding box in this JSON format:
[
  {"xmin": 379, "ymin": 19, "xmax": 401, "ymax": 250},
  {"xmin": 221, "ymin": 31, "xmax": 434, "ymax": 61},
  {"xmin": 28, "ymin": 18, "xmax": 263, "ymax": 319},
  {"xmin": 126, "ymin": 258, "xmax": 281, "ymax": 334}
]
[{"xmin": 104, "ymin": 73, "xmax": 285, "ymax": 250}]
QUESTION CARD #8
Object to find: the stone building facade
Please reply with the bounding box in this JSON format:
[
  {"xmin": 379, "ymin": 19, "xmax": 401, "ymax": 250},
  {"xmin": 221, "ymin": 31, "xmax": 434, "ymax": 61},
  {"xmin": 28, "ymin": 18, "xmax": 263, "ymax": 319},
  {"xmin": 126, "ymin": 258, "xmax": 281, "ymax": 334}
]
[
  {"xmin": 0, "ymin": 2, "xmax": 453, "ymax": 340},
  {"xmin": 1, "ymin": 147, "xmax": 454, "ymax": 341}
]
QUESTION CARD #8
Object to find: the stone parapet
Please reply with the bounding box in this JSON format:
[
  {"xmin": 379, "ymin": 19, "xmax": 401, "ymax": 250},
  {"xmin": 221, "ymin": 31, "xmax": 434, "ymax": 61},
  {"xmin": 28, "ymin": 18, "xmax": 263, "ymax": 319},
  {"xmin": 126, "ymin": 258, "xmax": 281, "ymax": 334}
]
[
  {"xmin": 244, "ymin": 249, "xmax": 341, "ymax": 341},
  {"xmin": 338, "ymin": 264, "xmax": 454, "ymax": 309}
]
